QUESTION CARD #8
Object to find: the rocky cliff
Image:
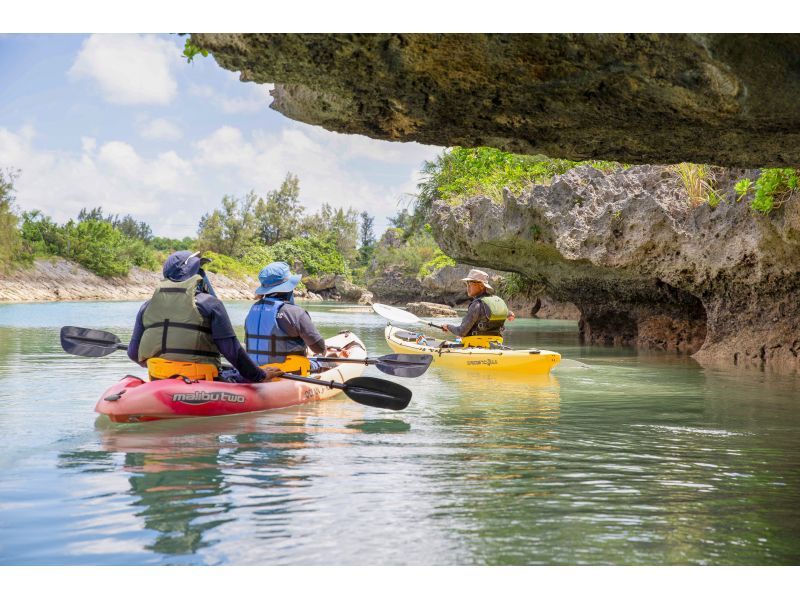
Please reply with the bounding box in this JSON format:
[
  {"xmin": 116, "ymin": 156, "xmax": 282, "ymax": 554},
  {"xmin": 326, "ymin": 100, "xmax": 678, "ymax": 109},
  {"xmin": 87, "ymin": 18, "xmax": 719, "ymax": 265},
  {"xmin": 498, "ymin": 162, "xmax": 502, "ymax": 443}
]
[
  {"xmin": 430, "ymin": 165, "xmax": 800, "ymax": 372},
  {"xmin": 192, "ymin": 33, "xmax": 800, "ymax": 167}
]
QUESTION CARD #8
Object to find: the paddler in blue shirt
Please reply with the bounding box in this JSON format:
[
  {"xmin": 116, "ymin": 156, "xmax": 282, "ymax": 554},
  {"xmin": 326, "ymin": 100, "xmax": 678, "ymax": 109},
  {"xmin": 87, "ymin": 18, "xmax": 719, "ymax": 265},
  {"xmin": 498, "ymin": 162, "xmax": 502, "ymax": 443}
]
[
  {"xmin": 243, "ymin": 261, "xmax": 348, "ymax": 374},
  {"xmin": 127, "ymin": 251, "xmax": 282, "ymax": 383}
]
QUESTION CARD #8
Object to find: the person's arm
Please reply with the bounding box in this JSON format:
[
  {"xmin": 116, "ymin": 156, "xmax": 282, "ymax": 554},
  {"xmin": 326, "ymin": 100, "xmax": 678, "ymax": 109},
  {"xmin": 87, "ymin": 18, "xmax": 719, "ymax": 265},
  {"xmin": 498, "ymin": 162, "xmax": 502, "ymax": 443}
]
[
  {"xmin": 127, "ymin": 302, "xmax": 148, "ymax": 366},
  {"xmin": 215, "ymin": 336, "xmax": 270, "ymax": 382},
  {"xmin": 279, "ymin": 306, "xmax": 326, "ymax": 354},
  {"xmin": 444, "ymin": 301, "xmax": 482, "ymax": 337},
  {"xmin": 296, "ymin": 310, "xmax": 326, "ymax": 354},
  {"xmin": 198, "ymin": 294, "xmax": 271, "ymax": 383}
]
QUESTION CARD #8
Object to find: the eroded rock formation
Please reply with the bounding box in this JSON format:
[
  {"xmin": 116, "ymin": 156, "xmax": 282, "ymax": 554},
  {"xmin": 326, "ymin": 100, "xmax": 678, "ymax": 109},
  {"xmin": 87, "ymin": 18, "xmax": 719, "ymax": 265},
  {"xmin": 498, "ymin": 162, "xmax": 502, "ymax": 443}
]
[
  {"xmin": 192, "ymin": 33, "xmax": 800, "ymax": 167},
  {"xmin": 430, "ymin": 165, "xmax": 800, "ymax": 372}
]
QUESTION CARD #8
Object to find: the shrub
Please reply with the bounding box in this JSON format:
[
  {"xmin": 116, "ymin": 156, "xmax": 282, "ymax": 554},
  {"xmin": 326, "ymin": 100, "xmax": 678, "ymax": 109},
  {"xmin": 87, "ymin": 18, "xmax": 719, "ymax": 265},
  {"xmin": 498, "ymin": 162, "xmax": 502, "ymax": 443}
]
[
  {"xmin": 372, "ymin": 228, "xmax": 441, "ymax": 278},
  {"xmin": 415, "ymin": 147, "xmax": 627, "ymax": 211},
  {"xmin": 270, "ymin": 236, "xmax": 348, "ymax": 277},
  {"xmin": 201, "ymin": 251, "xmax": 254, "ymax": 279},
  {"xmin": 418, "ymin": 248, "xmax": 456, "ymax": 279},
  {"xmin": 63, "ymin": 219, "xmax": 132, "ymax": 277},
  {"xmin": 750, "ymin": 168, "xmax": 799, "ymax": 214}
]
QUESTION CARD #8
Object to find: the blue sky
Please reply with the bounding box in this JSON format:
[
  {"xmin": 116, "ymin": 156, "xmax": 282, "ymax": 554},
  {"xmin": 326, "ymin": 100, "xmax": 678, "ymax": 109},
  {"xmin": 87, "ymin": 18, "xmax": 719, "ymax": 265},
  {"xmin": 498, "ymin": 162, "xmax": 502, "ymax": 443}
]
[{"xmin": 0, "ymin": 33, "xmax": 442, "ymax": 238}]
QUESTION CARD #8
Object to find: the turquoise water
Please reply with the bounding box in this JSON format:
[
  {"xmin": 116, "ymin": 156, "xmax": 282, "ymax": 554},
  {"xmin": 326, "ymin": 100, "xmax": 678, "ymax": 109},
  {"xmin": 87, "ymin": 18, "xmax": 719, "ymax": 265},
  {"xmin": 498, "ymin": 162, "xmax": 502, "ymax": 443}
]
[{"xmin": 0, "ymin": 300, "xmax": 799, "ymax": 565}]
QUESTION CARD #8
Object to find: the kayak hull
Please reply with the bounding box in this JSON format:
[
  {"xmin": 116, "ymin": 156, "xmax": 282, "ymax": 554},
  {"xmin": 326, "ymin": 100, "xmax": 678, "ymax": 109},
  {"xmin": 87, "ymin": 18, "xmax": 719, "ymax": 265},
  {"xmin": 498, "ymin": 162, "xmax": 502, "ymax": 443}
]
[
  {"xmin": 95, "ymin": 331, "xmax": 366, "ymax": 423},
  {"xmin": 384, "ymin": 325, "xmax": 560, "ymax": 374}
]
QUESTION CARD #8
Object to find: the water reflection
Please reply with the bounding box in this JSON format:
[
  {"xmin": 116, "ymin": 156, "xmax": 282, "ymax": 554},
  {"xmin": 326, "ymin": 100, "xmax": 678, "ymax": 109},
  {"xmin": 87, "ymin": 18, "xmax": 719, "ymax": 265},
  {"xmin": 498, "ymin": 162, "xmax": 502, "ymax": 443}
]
[{"xmin": 58, "ymin": 414, "xmax": 318, "ymax": 558}]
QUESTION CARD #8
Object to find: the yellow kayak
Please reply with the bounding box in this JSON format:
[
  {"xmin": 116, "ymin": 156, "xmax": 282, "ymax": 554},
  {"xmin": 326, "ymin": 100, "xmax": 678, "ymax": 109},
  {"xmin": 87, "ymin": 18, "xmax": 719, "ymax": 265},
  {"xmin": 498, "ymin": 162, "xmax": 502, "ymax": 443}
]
[{"xmin": 384, "ymin": 325, "xmax": 561, "ymax": 374}]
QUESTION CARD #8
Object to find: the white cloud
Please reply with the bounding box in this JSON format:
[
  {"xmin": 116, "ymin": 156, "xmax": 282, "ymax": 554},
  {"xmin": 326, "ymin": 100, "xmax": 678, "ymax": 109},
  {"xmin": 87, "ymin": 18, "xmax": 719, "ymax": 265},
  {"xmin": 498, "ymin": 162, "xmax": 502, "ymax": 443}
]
[
  {"xmin": 192, "ymin": 124, "xmax": 441, "ymax": 231},
  {"xmin": 0, "ymin": 118, "xmax": 441, "ymax": 239},
  {"xmin": 81, "ymin": 136, "xmax": 96, "ymax": 153},
  {"xmin": 0, "ymin": 126, "xmax": 200, "ymax": 231},
  {"xmin": 189, "ymin": 82, "xmax": 273, "ymax": 114},
  {"xmin": 69, "ymin": 34, "xmax": 180, "ymax": 105},
  {"xmin": 139, "ymin": 118, "xmax": 183, "ymax": 141}
]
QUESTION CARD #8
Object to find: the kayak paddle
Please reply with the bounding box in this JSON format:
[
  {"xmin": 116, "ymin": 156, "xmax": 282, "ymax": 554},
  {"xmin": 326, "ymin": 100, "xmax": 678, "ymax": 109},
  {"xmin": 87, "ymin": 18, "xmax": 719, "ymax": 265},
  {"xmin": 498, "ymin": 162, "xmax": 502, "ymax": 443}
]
[
  {"xmin": 371, "ymin": 303, "xmax": 447, "ymax": 331},
  {"xmin": 60, "ymin": 326, "xmax": 414, "ymax": 411},
  {"xmin": 61, "ymin": 326, "xmax": 128, "ymax": 357},
  {"xmin": 313, "ymin": 353, "xmax": 432, "ymax": 378},
  {"xmin": 60, "ymin": 326, "xmax": 430, "ymax": 378},
  {"xmin": 279, "ymin": 373, "xmax": 411, "ymax": 411}
]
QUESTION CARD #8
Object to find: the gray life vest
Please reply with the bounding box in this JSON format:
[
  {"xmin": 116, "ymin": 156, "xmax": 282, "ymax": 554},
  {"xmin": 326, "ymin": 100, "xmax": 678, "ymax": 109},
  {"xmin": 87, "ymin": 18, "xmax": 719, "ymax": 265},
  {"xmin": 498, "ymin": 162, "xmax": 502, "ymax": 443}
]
[{"xmin": 137, "ymin": 275, "xmax": 221, "ymax": 367}]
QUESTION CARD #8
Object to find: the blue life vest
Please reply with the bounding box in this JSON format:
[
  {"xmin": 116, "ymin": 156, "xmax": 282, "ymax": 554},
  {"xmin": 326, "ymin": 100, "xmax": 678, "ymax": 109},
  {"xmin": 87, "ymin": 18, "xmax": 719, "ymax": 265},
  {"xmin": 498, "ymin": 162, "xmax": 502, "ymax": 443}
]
[{"xmin": 244, "ymin": 298, "xmax": 307, "ymax": 365}]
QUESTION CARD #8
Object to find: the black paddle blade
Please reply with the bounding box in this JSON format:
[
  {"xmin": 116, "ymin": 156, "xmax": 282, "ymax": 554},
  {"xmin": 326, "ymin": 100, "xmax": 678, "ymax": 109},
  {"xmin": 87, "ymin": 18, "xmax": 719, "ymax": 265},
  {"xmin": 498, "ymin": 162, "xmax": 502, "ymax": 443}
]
[
  {"xmin": 343, "ymin": 376, "xmax": 412, "ymax": 411},
  {"xmin": 375, "ymin": 353, "xmax": 433, "ymax": 378},
  {"xmin": 60, "ymin": 326, "xmax": 123, "ymax": 357}
]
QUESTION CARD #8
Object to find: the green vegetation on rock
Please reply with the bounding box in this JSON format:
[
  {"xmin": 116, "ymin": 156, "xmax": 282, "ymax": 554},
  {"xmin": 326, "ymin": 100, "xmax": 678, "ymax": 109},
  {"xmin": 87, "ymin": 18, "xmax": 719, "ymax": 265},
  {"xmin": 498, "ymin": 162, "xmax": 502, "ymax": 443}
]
[
  {"xmin": 418, "ymin": 247, "xmax": 456, "ymax": 279},
  {"xmin": 371, "ymin": 225, "xmax": 442, "ymax": 279},
  {"xmin": 671, "ymin": 163, "xmax": 724, "ymax": 208},
  {"xmin": 416, "ymin": 147, "xmax": 625, "ymax": 210},
  {"xmin": 749, "ymin": 168, "xmax": 799, "ymax": 214}
]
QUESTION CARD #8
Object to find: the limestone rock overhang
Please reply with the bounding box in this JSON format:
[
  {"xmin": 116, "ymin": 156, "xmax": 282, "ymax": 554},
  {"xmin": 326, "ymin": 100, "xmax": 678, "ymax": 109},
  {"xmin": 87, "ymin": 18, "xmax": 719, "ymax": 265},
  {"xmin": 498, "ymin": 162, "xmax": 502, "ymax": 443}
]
[{"xmin": 192, "ymin": 33, "xmax": 800, "ymax": 167}]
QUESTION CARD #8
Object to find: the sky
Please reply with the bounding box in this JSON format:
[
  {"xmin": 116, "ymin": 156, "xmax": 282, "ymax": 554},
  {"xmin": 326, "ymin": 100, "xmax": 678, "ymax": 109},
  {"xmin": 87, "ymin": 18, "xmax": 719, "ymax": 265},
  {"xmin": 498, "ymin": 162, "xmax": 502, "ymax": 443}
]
[{"xmin": 0, "ymin": 33, "xmax": 442, "ymax": 239}]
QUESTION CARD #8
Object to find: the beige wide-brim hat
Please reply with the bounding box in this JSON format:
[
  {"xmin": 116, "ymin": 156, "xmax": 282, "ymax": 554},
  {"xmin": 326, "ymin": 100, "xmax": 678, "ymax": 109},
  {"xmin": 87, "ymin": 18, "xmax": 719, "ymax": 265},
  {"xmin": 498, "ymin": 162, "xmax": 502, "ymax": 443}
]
[{"xmin": 461, "ymin": 268, "xmax": 493, "ymax": 290}]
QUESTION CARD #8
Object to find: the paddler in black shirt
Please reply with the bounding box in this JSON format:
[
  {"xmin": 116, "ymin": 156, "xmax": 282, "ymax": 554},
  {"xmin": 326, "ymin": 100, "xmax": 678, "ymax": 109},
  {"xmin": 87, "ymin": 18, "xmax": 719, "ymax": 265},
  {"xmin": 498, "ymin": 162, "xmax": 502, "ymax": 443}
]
[{"xmin": 441, "ymin": 268, "xmax": 516, "ymax": 339}]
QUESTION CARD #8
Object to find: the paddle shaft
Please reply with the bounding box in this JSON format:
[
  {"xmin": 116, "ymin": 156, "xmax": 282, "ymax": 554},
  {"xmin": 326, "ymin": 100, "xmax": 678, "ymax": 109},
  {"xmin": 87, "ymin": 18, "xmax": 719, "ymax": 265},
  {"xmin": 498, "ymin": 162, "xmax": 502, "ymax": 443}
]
[
  {"xmin": 279, "ymin": 372, "xmax": 348, "ymax": 390},
  {"xmin": 313, "ymin": 355, "xmax": 429, "ymax": 366}
]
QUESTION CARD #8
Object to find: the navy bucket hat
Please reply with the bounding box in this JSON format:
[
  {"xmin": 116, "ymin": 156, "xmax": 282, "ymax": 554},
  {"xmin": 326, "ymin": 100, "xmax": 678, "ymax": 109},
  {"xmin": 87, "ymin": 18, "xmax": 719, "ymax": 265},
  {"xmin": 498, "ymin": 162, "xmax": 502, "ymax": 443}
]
[
  {"xmin": 255, "ymin": 261, "xmax": 302, "ymax": 295},
  {"xmin": 163, "ymin": 251, "xmax": 211, "ymax": 282}
]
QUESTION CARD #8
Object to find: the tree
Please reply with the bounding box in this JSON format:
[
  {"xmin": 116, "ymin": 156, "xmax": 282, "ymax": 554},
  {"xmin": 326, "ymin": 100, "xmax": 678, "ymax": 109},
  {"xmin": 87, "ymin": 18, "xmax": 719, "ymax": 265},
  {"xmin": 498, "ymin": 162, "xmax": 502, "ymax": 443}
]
[
  {"xmin": 62, "ymin": 219, "xmax": 132, "ymax": 277},
  {"xmin": 196, "ymin": 194, "xmax": 257, "ymax": 257},
  {"xmin": 254, "ymin": 173, "xmax": 304, "ymax": 245},
  {"xmin": 114, "ymin": 215, "xmax": 153, "ymax": 242},
  {"xmin": 300, "ymin": 203, "xmax": 359, "ymax": 263},
  {"xmin": 358, "ymin": 211, "xmax": 375, "ymax": 266},
  {"xmin": 387, "ymin": 208, "xmax": 413, "ymax": 230},
  {"xmin": 77, "ymin": 206, "xmax": 153, "ymax": 242},
  {"xmin": 77, "ymin": 206, "xmax": 111, "ymax": 223},
  {"xmin": 0, "ymin": 168, "xmax": 23, "ymax": 269},
  {"xmin": 20, "ymin": 210, "xmax": 66, "ymax": 256}
]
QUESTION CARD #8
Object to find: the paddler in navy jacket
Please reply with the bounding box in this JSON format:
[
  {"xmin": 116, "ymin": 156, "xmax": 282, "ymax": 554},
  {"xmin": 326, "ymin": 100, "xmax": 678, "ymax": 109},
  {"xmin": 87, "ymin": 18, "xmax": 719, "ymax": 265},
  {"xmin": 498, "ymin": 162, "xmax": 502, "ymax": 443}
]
[
  {"xmin": 244, "ymin": 261, "xmax": 344, "ymax": 371},
  {"xmin": 127, "ymin": 250, "xmax": 281, "ymax": 383}
]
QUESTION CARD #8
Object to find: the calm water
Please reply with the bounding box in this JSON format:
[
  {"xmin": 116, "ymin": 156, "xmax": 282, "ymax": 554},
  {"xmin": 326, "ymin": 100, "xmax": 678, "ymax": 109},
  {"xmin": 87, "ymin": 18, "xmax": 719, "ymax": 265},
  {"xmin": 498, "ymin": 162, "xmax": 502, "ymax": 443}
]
[{"xmin": 0, "ymin": 300, "xmax": 799, "ymax": 565}]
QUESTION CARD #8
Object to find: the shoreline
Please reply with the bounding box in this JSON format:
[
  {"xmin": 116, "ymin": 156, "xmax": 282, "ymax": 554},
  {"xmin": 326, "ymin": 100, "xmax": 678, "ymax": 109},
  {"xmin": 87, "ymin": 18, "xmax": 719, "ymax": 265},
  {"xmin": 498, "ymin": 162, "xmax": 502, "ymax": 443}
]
[{"xmin": 0, "ymin": 257, "xmax": 263, "ymax": 305}]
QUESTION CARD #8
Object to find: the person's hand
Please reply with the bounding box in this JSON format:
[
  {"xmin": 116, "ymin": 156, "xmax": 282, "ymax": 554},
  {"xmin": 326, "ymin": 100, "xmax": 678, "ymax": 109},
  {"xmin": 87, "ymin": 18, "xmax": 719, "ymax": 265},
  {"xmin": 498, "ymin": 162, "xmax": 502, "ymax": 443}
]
[
  {"xmin": 507, "ymin": 311, "xmax": 516, "ymax": 322},
  {"xmin": 324, "ymin": 347, "xmax": 348, "ymax": 357},
  {"xmin": 260, "ymin": 366, "xmax": 284, "ymax": 380},
  {"xmin": 442, "ymin": 324, "xmax": 449, "ymax": 333}
]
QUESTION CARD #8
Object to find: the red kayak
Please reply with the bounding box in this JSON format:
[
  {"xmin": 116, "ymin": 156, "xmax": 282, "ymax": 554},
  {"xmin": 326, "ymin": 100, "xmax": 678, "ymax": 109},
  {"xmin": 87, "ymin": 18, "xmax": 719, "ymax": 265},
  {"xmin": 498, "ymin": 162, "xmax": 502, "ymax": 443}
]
[{"xmin": 96, "ymin": 331, "xmax": 367, "ymax": 423}]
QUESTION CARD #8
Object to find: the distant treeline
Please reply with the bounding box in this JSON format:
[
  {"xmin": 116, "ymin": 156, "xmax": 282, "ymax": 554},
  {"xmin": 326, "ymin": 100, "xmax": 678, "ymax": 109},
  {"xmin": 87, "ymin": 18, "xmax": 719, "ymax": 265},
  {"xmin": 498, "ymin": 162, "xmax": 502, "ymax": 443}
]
[
  {"xmin": 0, "ymin": 167, "xmax": 447, "ymax": 285},
  {"xmin": 3, "ymin": 148, "xmax": 603, "ymax": 286}
]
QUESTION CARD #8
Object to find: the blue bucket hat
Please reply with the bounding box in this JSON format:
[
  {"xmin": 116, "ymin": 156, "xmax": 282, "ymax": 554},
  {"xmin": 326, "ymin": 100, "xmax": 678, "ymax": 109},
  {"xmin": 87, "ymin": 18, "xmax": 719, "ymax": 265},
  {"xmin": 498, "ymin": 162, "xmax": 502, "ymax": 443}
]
[
  {"xmin": 163, "ymin": 250, "xmax": 211, "ymax": 282},
  {"xmin": 255, "ymin": 261, "xmax": 302, "ymax": 295}
]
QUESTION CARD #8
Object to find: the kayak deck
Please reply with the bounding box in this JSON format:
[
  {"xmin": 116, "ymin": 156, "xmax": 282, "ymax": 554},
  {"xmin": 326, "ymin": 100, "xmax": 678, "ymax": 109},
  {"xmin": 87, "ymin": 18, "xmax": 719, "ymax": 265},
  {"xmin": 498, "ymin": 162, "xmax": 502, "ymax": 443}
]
[
  {"xmin": 384, "ymin": 325, "xmax": 560, "ymax": 374},
  {"xmin": 96, "ymin": 331, "xmax": 366, "ymax": 423}
]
